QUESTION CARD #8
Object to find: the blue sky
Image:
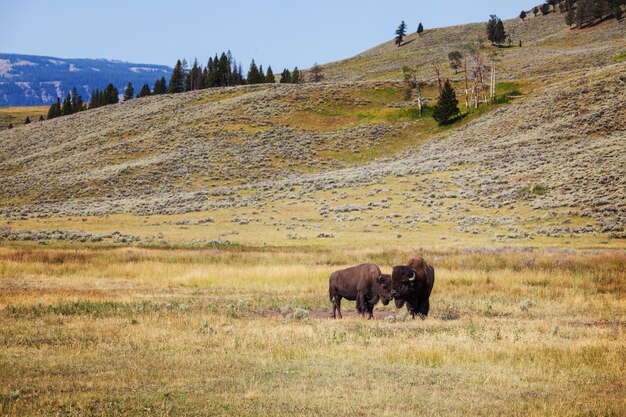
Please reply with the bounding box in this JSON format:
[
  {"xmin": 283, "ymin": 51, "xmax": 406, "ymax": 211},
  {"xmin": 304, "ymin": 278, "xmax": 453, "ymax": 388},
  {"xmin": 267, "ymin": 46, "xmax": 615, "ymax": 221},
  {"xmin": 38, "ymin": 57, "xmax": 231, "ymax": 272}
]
[{"xmin": 1, "ymin": 0, "xmax": 536, "ymax": 70}]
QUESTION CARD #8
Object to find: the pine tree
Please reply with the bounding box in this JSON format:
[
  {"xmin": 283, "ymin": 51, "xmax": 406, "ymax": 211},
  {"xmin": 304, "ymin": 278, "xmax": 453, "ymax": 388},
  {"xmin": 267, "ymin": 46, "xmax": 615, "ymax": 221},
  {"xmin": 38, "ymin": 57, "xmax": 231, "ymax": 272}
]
[
  {"xmin": 123, "ymin": 82, "xmax": 135, "ymax": 101},
  {"xmin": 520, "ymin": 10, "xmax": 527, "ymax": 20},
  {"xmin": 265, "ymin": 66, "xmax": 276, "ymax": 83},
  {"xmin": 577, "ymin": 0, "xmax": 596, "ymax": 27},
  {"xmin": 433, "ymin": 80, "xmax": 460, "ymax": 125},
  {"xmin": 103, "ymin": 83, "xmax": 119, "ymax": 104},
  {"xmin": 181, "ymin": 59, "xmax": 190, "ymax": 91},
  {"xmin": 168, "ymin": 60, "xmax": 185, "ymax": 93},
  {"xmin": 247, "ymin": 60, "xmax": 261, "ymax": 84},
  {"xmin": 8, "ymin": 123, "xmax": 12, "ymax": 129},
  {"xmin": 291, "ymin": 67, "xmax": 300, "ymax": 84},
  {"xmin": 237, "ymin": 63, "xmax": 244, "ymax": 84},
  {"xmin": 75, "ymin": 94, "xmax": 83, "ymax": 112},
  {"xmin": 231, "ymin": 59, "xmax": 244, "ymax": 85},
  {"xmin": 258, "ymin": 65, "xmax": 266, "ymax": 83},
  {"xmin": 47, "ymin": 97, "xmax": 61, "ymax": 119},
  {"xmin": 541, "ymin": 3, "xmax": 551, "ymax": 14},
  {"xmin": 89, "ymin": 89, "xmax": 99, "ymax": 108},
  {"xmin": 486, "ymin": 15, "xmax": 498, "ymax": 44},
  {"xmin": 46, "ymin": 103, "xmax": 56, "ymax": 120},
  {"xmin": 280, "ymin": 69, "xmax": 292, "ymax": 83},
  {"xmin": 310, "ymin": 63, "xmax": 323, "ymax": 83},
  {"xmin": 24, "ymin": 116, "xmax": 31, "ymax": 124},
  {"xmin": 219, "ymin": 53, "xmax": 232, "ymax": 86},
  {"xmin": 595, "ymin": 0, "xmax": 609, "ymax": 20},
  {"xmin": 54, "ymin": 97, "xmax": 61, "ymax": 116},
  {"xmin": 71, "ymin": 87, "xmax": 79, "ymax": 110},
  {"xmin": 494, "ymin": 19, "xmax": 506, "ymax": 45},
  {"xmin": 138, "ymin": 83, "xmax": 152, "ymax": 98},
  {"xmin": 39, "ymin": 115, "xmax": 45, "ymax": 121},
  {"xmin": 566, "ymin": 5, "xmax": 576, "ymax": 26},
  {"xmin": 533, "ymin": 6, "xmax": 540, "ymax": 15},
  {"xmin": 204, "ymin": 57, "xmax": 214, "ymax": 87},
  {"xmin": 187, "ymin": 58, "xmax": 203, "ymax": 91},
  {"xmin": 68, "ymin": 86, "xmax": 83, "ymax": 112},
  {"xmin": 395, "ymin": 21, "xmax": 407, "ymax": 46},
  {"xmin": 614, "ymin": 2, "xmax": 624, "ymax": 20},
  {"xmin": 417, "ymin": 22, "xmax": 424, "ymax": 35},
  {"xmin": 211, "ymin": 55, "xmax": 219, "ymax": 87},
  {"xmin": 61, "ymin": 92, "xmax": 73, "ymax": 116}
]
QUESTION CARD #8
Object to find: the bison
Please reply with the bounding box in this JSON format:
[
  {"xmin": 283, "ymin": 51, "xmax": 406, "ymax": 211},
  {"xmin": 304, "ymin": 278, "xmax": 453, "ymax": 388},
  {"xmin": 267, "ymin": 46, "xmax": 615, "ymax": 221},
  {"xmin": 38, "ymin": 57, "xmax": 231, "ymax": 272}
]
[
  {"xmin": 391, "ymin": 256, "xmax": 435, "ymax": 319},
  {"xmin": 329, "ymin": 263, "xmax": 393, "ymax": 319}
]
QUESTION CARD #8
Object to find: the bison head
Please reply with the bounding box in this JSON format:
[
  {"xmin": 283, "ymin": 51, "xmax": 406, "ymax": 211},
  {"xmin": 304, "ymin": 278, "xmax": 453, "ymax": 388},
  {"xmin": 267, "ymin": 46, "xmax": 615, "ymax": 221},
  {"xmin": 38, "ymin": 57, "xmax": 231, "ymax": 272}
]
[
  {"xmin": 374, "ymin": 274, "xmax": 393, "ymax": 305},
  {"xmin": 391, "ymin": 265, "xmax": 418, "ymax": 308}
]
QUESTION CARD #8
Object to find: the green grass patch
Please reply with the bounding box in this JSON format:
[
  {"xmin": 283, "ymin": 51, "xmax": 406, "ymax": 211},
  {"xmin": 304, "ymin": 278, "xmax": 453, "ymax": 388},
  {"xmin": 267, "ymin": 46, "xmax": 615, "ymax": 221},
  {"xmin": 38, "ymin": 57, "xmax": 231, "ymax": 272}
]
[
  {"xmin": 383, "ymin": 107, "xmax": 425, "ymax": 122},
  {"xmin": 356, "ymin": 111, "xmax": 375, "ymax": 120},
  {"xmin": 495, "ymin": 81, "xmax": 522, "ymax": 96},
  {"xmin": 611, "ymin": 52, "xmax": 626, "ymax": 62},
  {"xmin": 355, "ymin": 87, "xmax": 404, "ymax": 103}
]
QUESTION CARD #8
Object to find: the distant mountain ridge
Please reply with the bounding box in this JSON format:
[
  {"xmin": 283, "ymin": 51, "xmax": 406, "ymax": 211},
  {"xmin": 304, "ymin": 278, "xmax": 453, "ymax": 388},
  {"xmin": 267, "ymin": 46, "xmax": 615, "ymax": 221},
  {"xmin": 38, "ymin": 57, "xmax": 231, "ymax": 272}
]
[{"xmin": 0, "ymin": 53, "xmax": 172, "ymax": 106}]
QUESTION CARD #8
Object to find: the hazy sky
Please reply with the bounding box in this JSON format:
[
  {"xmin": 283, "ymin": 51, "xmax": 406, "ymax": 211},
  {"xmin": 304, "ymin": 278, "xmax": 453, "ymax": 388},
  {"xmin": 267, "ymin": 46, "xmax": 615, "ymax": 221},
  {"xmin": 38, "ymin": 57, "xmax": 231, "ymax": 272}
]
[{"xmin": 1, "ymin": 0, "xmax": 536, "ymax": 70}]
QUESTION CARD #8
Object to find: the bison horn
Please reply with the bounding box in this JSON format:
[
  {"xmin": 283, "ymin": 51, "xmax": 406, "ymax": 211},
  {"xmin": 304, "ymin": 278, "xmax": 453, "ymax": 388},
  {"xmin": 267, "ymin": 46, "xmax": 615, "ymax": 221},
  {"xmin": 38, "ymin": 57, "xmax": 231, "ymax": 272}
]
[{"xmin": 409, "ymin": 270, "xmax": 416, "ymax": 281}]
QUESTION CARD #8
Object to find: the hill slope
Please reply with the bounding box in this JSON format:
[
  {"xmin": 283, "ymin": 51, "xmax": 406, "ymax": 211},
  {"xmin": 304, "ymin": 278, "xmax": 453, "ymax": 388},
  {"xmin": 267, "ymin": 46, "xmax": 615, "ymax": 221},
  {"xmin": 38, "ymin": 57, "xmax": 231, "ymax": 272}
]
[
  {"xmin": 322, "ymin": 11, "xmax": 625, "ymax": 82},
  {"xmin": 0, "ymin": 12, "xmax": 624, "ymax": 248},
  {"xmin": 0, "ymin": 53, "xmax": 171, "ymax": 106}
]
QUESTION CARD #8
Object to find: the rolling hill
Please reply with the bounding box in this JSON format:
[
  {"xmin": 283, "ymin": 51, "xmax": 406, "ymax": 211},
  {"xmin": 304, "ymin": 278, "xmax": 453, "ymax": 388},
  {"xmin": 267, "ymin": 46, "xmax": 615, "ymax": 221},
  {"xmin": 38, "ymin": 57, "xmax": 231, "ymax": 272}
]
[
  {"xmin": 0, "ymin": 11, "xmax": 624, "ymax": 248},
  {"xmin": 0, "ymin": 53, "xmax": 171, "ymax": 106}
]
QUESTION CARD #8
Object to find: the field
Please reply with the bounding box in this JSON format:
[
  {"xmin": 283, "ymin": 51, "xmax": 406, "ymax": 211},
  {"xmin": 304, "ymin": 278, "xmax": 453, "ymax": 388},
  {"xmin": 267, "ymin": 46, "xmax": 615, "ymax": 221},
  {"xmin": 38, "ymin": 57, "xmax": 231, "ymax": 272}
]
[
  {"xmin": 1, "ymin": 246, "xmax": 625, "ymax": 416},
  {"xmin": 0, "ymin": 107, "xmax": 47, "ymax": 130},
  {"xmin": 1, "ymin": 8, "xmax": 625, "ymax": 417}
]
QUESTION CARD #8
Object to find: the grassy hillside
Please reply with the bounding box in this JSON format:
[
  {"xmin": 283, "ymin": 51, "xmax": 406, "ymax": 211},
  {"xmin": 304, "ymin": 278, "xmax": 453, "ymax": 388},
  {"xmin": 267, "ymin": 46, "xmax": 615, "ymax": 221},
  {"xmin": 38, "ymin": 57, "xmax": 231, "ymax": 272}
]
[
  {"xmin": 0, "ymin": 9, "xmax": 624, "ymax": 251},
  {"xmin": 322, "ymin": 11, "xmax": 626, "ymax": 82}
]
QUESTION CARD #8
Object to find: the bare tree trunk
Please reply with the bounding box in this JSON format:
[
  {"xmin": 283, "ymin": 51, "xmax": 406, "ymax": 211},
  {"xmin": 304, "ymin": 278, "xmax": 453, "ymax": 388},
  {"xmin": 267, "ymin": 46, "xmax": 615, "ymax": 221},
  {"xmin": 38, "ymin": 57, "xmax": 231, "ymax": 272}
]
[
  {"xmin": 433, "ymin": 63, "xmax": 442, "ymax": 95},
  {"xmin": 417, "ymin": 93, "xmax": 423, "ymax": 117},
  {"xmin": 491, "ymin": 66, "xmax": 496, "ymax": 103},
  {"xmin": 464, "ymin": 57, "xmax": 470, "ymax": 109},
  {"xmin": 480, "ymin": 66, "xmax": 487, "ymax": 105},
  {"xmin": 473, "ymin": 73, "xmax": 479, "ymax": 109},
  {"xmin": 403, "ymin": 65, "xmax": 425, "ymax": 117}
]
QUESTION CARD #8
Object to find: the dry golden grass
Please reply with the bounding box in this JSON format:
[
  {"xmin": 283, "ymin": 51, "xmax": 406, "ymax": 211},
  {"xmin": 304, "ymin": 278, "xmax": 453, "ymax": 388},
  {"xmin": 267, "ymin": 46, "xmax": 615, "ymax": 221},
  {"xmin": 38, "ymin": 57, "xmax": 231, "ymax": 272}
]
[
  {"xmin": 1, "ymin": 246, "xmax": 624, "ymax": 416},
  {"xmin": 0, "ymin": 106, "xmax": 47, "ymax": 129}
]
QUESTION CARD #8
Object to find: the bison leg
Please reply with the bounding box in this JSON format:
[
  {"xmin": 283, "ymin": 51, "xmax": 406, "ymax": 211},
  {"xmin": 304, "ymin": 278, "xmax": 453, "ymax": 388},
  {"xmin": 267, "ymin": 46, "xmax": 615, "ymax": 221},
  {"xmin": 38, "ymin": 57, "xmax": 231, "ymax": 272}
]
[
  {"xmin": 357, "ymin": 293, "xmax": 367, "ymax": 316},
  {"xmin": 417, "ymin": 300, "xmax": 429, "ymax": 319},
  {"xmin": 332, "ymin": 295, "xmax": 343, "ymax": 319}
]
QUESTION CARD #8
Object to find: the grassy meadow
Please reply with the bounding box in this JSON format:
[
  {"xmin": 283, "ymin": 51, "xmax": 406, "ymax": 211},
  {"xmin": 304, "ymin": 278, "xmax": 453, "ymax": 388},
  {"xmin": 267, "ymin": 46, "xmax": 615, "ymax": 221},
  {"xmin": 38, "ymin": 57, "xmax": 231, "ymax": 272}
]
[
  {"xmin": 1, "ymin": 246, "xmax": 624, "ymax": 416},
  {"xmin": 0, "ymin": 107, "xmax": 48, "ymax": 130}
]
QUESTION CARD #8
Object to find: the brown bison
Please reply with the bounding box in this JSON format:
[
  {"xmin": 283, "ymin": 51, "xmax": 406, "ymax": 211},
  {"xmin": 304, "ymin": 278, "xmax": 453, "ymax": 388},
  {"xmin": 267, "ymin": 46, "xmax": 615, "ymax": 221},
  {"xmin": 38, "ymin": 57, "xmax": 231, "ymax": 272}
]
[
  {"xmin": 391, "ymin": 256, "xmax": 435, "ymax": 319},
  {"xmin": 329, "ymin": 263, "xmax": 393, "ymax": 319}
]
